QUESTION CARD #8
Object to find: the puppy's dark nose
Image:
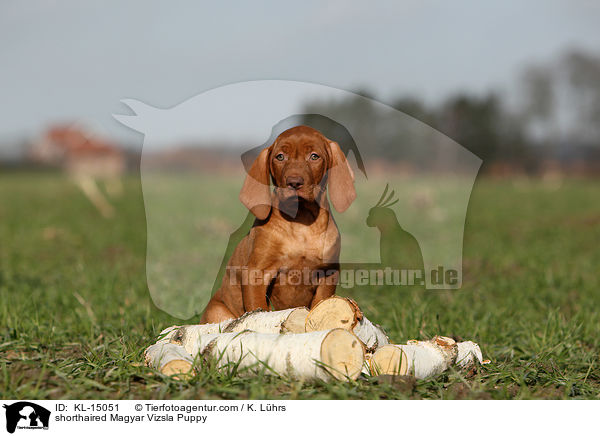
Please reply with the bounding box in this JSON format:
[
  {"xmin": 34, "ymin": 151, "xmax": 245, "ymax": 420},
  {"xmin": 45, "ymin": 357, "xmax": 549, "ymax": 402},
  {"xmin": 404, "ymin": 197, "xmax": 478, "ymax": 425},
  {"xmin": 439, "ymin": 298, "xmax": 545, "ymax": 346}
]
[{"xmin": 286, "ymin": 176, "xmax": 304, "ymax": 190}]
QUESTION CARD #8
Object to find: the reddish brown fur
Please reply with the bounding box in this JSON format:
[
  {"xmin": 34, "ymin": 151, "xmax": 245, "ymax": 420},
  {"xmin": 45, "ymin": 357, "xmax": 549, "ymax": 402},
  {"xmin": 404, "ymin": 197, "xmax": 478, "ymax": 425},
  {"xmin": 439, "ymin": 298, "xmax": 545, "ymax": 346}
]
[{"xmin": 200, "ymin": 126, "xmax": 355, "ymax": 323}]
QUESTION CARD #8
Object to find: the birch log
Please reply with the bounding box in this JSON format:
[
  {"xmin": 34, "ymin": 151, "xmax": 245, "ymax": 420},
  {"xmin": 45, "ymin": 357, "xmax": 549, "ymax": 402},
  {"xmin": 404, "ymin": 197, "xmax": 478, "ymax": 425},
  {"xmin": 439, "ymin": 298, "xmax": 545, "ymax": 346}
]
[
  {"xmin": 305, "ymin": 296, "xmax": 389, "ymax": 352},
  {"xmin": 144, "ymin": 343, "xmax": 194, "ymax": 378},
  {"xmin": 223, "ymin": 307, "xmax": 309, "ymax": 334},
  {"xmin": 369, "ymin": 336, "xmax": 458, "ymax": 379},
  {"xmin": 191, "ymin": 328, "xmax": 364, "ymax": 381},
  {"xmin": 165, "ymin": 308, "xmax": 309, "ymax": 354}
]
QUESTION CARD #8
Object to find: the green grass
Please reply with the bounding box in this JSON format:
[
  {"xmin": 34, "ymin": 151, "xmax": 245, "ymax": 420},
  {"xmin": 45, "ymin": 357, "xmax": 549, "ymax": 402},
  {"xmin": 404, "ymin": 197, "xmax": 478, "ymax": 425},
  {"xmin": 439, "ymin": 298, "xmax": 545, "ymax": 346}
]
[{"xmin": 0, "ymin": 171, "xmax": 599, "ymax": 399}]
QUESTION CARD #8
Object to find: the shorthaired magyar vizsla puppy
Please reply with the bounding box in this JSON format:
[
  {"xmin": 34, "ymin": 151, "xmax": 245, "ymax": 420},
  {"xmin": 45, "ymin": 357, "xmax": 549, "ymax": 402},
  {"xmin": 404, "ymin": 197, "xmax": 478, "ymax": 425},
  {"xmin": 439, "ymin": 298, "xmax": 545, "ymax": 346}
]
[{"xmin": 200, "ymin": 126, "xmax": 356, "ymax": 323}]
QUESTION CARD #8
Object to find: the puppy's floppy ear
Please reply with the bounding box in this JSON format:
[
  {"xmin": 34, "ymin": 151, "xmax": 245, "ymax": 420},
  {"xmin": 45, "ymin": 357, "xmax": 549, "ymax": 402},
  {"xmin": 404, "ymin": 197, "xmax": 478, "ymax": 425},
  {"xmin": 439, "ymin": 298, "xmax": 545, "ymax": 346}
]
[
  {"xmin": 327, "ymin": 140, "xmax": 356, "ymax": 212},
  {"xmin": 239, "ymin": 146, "xmax": 272, "ymax": 220}
]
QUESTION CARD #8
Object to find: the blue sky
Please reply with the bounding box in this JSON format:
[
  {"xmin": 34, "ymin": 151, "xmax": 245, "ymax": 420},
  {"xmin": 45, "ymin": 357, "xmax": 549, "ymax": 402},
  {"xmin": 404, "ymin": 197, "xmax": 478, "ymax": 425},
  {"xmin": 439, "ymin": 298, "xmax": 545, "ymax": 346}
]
[{"xmin": 1, "ymin": 1, "xmax": 599, "ymax": 145}]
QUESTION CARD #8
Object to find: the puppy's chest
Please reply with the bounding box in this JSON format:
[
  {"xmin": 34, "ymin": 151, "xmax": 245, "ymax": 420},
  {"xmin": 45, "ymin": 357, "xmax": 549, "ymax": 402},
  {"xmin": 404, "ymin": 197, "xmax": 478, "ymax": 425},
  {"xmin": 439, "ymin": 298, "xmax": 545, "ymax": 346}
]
[{"xmin": 272, "ymin": 224, "xmax": 336, "ymax": 267}]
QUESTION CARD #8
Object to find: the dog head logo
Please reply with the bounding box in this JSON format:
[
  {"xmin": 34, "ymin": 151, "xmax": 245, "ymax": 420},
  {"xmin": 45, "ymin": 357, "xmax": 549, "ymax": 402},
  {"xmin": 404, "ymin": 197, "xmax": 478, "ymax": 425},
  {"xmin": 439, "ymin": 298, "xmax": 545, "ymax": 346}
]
[
  {"xmin": 114, "ymin": 80, "xmax": 481, "ymax": 319},
  {"xmin": 3, "ymin": 402, "xmax": 50, "ymax": 433}
]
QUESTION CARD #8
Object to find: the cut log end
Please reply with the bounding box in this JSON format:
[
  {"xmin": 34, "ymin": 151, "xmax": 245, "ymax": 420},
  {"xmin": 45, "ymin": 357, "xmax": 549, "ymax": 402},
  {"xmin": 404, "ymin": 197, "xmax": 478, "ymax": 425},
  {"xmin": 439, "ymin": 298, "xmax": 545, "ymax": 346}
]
[
  {"xmin": 306, "ymin": 296, "xmax": 360, "ymax": 332},
  {"xmin": 160, "ymin": 360, "xmax": 194, "ymax": 379},
  {"xmin": 370, "ymin": 344, "xmax": 408, "ymax": 376},
  {"xmin": 305, "ymin": 297, "xmax": 388, "ymax": 353},
  {"xmin": 320, "ymin": 328, "xmax": 364, "ymax": 381},
  {"xmin": 144, "ymin": 343, "xmax": 195, "ymax": 380},
  {"xmin": 280, "ymin": 307, "xmax": 309, "ymax": 333}
]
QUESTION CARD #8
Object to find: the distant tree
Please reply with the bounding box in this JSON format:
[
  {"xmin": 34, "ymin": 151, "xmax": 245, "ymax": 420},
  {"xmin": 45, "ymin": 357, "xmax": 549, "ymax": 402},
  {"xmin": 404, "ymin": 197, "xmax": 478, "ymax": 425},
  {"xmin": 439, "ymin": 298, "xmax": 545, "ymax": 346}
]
[
  {"xmin": 564, "ymin": 50, "xmax": 600, "ymax": 145},
  {"xmin": 435, "ymin": 93, "xmax": 527, "ymax": 164},
  {"xmin": 520, "ymin": 65, "xmax": 556, "ymax": 144},
  {"xmin": 517, "ymin": 49, "xmax": 600, "ymax": 166},
  {"xmin": 392, "ymin": 97, "xmax": 435, "ymax": 126}
]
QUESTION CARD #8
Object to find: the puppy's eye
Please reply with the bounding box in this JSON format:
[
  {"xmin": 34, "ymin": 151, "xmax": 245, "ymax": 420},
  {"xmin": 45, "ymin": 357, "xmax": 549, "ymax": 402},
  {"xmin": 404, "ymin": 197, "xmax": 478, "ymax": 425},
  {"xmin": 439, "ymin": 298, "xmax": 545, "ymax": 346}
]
[
  {"xmin": 310, "ymin": 153, "xmax": 320, "ymax": 161},
  {"xmin": 275, "ymin": 153, "xmax": 285, "ymax": 161}
]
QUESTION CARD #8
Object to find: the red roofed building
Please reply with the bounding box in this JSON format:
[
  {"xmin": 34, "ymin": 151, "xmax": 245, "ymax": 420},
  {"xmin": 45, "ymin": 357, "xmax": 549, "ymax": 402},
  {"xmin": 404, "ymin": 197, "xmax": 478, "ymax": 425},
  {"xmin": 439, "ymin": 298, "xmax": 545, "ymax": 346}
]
[
  {"xmin": 30, "ymin": 124, "xmax": 125, "ymax": 178},
  {"xmin": 29, "ymin": 124, "xmax": 126, "ymax": 217}
]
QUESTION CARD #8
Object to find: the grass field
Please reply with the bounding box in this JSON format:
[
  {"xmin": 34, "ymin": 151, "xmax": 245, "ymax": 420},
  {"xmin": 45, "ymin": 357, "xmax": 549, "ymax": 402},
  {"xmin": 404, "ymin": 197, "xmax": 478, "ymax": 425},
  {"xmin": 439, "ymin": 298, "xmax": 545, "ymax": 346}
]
[{"xmin": 1, "ymin": 171, "xmax": 599, "ymax": 399}]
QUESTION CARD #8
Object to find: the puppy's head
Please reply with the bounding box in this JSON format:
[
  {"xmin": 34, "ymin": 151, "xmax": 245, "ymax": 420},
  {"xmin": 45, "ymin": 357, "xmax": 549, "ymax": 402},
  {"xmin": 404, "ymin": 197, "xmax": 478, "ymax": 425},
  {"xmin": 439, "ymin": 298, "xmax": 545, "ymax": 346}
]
[{"xmin": 240, "ymin": 125, "xmax": 356, "ymax": 219}]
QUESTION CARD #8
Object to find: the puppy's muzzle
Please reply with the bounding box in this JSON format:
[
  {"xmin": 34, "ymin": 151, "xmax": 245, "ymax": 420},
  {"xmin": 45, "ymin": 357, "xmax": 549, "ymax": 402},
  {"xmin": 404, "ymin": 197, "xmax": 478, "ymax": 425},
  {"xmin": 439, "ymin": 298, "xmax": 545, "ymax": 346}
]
[{"xmin": 286, "ymin": 176, "xmax": 305, "ymax": 190}]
